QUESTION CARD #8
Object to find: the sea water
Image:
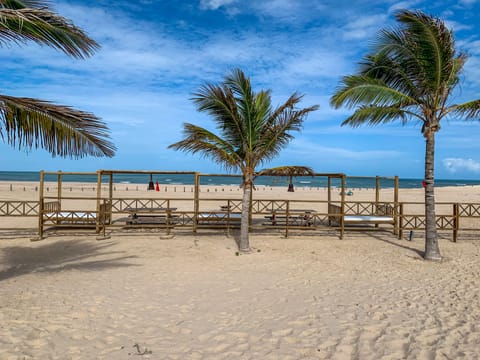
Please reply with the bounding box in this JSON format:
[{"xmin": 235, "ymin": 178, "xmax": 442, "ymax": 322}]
[{"xmin": 0, "ymin": 171, "xmax": 478, "ymax": 189}]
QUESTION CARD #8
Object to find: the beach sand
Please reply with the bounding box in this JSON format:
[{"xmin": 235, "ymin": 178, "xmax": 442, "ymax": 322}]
[{"xmin": 0, "ymin": 183, "xmax": 480, "ymax": 359}]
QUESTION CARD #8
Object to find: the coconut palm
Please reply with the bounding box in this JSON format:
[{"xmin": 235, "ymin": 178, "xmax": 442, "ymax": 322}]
[
  {"xmin": 0, "ymin": 0, "xmax": 115, "ymax": 158},
  {"xmin": 330, "ymin": 10, "xmax": 480, "ymax": 260},
  {"xmin": 169, "ymin": 69, "xmax": 318, "ymax": 252}
]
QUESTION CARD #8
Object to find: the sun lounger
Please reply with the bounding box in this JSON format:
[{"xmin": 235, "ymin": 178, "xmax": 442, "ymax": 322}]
[
  {"xmin": 328, "ymin": 203, "xmax": 396, "ymax": 237},
  {"xmin": 343, "ymin": 214, "xmax": 394, "ymax": 224},
  {"xmin": 39, "ymin": 200, "xmax": 111, "ymax": 240},
  {"xmin": 43, "ymin": 210, "xmax": 97, "ymax": 225}
]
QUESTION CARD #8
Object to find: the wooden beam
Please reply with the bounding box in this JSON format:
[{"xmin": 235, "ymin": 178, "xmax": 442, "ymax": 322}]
[
  {"xmin": 38, "ymin": 170, "xmax": 45, "ymax": 239},
  {"xmin": 194, "ymin": 172, "xmax": 199, "ymax": 233},
  {"xmin": 340, "ymin": 175, "xmax": 345, "ymax": 239}
]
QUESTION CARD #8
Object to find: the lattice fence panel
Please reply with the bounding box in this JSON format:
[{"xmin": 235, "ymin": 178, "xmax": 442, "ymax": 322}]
[
  {"xmin": 459, "ymin": 204, "xmax": 480, "ymax": 217},
  {"xmin": 0, "ymin": 201, "xmax": 39, "ymax": 216},
  {"xmin": 252, "ymin": 200, "xmax": 287, "ymax": 213},
  {"xmin": 111, "ymin": 199, "xmax": 169, "ymax": 212}
]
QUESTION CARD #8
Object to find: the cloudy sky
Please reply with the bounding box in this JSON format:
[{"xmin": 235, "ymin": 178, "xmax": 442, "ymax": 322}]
[{"xmin": 1, "ymin": 0, "xmax": 480, "ymax": 179}]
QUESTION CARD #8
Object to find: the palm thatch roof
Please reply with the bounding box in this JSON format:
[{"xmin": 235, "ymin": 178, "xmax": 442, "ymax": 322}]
[
  {"xmin": 257, "ymin": 166, "xmax": 314, "ymax": 177},
  {"xmin": 257, "ymin": 166, "xmax": 315, "ymax": 192}
]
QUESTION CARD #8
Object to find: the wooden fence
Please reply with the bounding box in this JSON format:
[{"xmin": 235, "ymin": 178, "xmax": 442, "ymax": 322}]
[{"xmin": 0, "ymin": 198, "xmax": 479, "ymax": 241}]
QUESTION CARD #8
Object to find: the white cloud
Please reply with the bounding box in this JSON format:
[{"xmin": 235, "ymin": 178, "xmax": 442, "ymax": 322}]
[
  {"xmin": 459, "ymin": 39, "xmax": 480, "ymax": 56},
  {"xmin": 444, "ymin": 19, "xmax": 472, "ymax": 32},
  {"xmin": 459, "ymin": 0, "xmax": 477, "ymax": 5},
  {"xmin": 461, "ymin": 56, "xmax": 480, "ymax": 89},
  {"xmin": 445, "ymin": 38, "xmax": 480, "ymax": 93},
  {"xmin": 387, "ymin": 0, "xmax": 422, "ymax": 13},
  {"xmin": 252, "ymin": 0, "xmax": 313, "ymax": 19},
  {"xmin": 342, "ymin": 14, "xmax": 388, "ymax": 40},
  {"xmin": 443, "ymin": 158, "xmax": 480, "ymax": 173},
  {"xmin": 284, "ymin": 50, "xmax": 351, "ymax": 80},
  {"xmin": 288, "ymin": 139, "xmax": 403, "ymax": 161},
  {"xmin": 200, "ymin": 0, "xmax": 237, "ymax": 10}
]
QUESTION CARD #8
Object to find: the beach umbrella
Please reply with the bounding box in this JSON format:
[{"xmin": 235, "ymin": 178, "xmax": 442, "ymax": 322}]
[{"xmin": 257, "ymin": 166, "xmax": 315, "ymax": 192}]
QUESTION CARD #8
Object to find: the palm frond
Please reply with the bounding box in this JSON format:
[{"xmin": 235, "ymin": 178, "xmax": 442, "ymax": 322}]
[
  {"xmin": 0, "ymin": 95, "xmax": 115, "ymax": 157},
  {"xmin": 360, "ymin": 53, "xmax": 418, "ymax": 99},
  {"xmin": 224, "ymin": 69, "xmax": 271, "ymax": 154},
  {"xmin": 448, "ymin": 100, "xmax": 480, "ymax": 119},
  {"xmin": 333, "ymin": 11, "xmax": 464, "ymax": 129},
  {"xmin": 330, "ymin": 75, "xmax": 416, "ymax": 109},
  {"xmin": 341, "ymin": 104, "xmax": 413, "ymax": 127},
  {"xmin": 256, "ymin": 104, "xmax": 318, "ymax": 165},
  {"xmin": 395, "ymin": 10, "xmax": 456, "ymax": 95},
  {"xmin": 374, "ymin": 26, "xmax": 429, "ymax": 92},
  {"xmin": 168, "ymin": 123, "xmax": 240, "ymax": 171},
  {"xmin": 267, "ymin": 92, "xmax": 303, "ymax": 126},
  {"xmin": 172, "ymin": 69, "xmax": 318, "ymax": 177},
  {"xmin": 225, "ymin": 68, "xmax": 256, "ymax": 113},
  {"xmin": 191, "ymin": 82, "xmax": 247, "ymax": 148},
  {"xmin": 444, "ymin": 54, "xmax": 466, "ymax": 92},
  {"xmin": 0, "ymin": 6, "xmax": 99, "ymax": 58}
]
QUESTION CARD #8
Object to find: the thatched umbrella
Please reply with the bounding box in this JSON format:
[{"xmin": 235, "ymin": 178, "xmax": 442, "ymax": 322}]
[{"xmin": 257, "ymin": 166, "xmax": 315, "ymax": 192}]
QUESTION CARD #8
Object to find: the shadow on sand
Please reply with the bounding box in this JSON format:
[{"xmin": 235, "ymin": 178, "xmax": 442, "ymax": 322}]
[
  {"xmin": 367, "ymin": 232, "xmax": 425, "ymax": 258},
  {"xmin": 0, "ymin": 238, "xmax": 138, "ymax": 281}
]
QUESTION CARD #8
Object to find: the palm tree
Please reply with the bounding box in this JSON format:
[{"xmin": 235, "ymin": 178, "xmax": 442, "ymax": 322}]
[
  {"xmin": 0, "ymin": 0, "xmax": 115, "ymax": 158},
  {"xmin": 330, "ymin": 10, "xmax": 480, "ymax": 261},
  {"xmin": 169, "ymin": 69, "xmax": 318, "ymax": 252}
]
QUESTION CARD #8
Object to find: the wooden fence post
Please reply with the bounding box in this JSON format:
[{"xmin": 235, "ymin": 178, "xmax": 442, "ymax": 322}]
[
  {"xmin": 453, "ymin": 203, "xmax": 459, "ymax": 243},
  {"xmin": 340, "ymin": 175, "xmax": 345, "ymax": 239},
  {"xmin": 193, "ymin": 173, "xmax": 199, "ymax": 233},
  {"xmin": 398, "ymin": 203, "xmax": 404, "ymax": 240},
  {"xmin": 285, "ymin": 201, "xmax": 290, "ymax": 238},
  {"xmin": 394, "ymin": 176, "xmax": 399, "ymax": 236}
]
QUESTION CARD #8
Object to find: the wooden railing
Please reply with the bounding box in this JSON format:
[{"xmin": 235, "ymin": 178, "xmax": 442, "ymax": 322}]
[
  {"xmin": 0, "ymin": 200, "xmax": 39, "ymax": 216},
  {"xmin": 1, "ymin": 198, "xmax": 479, "ymax": 242}
]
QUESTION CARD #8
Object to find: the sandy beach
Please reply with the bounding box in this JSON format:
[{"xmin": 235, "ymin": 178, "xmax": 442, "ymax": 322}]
[{"xmin": 1, "ymin": 183, "xmax": 480, "ymax": 359}]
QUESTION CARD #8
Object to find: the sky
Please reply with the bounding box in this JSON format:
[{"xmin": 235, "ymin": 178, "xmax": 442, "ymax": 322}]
[{"xmin": 1, "ymin": 0, "xmax": 480, "ymax": 179}]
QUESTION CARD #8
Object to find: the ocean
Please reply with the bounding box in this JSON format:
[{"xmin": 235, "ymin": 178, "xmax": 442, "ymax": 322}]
[{"xmin": 0, "ymin": 171, "xmax": 478, "ymax": 189}]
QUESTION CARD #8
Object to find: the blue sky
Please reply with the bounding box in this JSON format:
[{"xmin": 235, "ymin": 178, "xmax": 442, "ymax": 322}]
[{"xmin": 1, "ymin": 0, "xmax": 480, "ymax": 179}]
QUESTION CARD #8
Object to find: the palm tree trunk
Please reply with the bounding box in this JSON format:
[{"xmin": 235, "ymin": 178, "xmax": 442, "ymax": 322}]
[
  {"xmin": 424, "ymin": 133, "xmax": 441, "ymax": 260},
  {"xmin": 239, "ymin": 178, "xmax": 252, "ymax": 252}
]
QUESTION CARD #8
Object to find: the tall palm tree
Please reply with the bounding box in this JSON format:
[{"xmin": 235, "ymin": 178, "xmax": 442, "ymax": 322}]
[
  {"xmin": 330, "ymin": 10, "xmax": 480, "ymax": 261},
  {"xmin": 0, "ymin": 0, "xmax": 115, "ymax": 158},
  {"xmin": 169, "ymin": 69, "xmax": 318, "ymax": 252}
]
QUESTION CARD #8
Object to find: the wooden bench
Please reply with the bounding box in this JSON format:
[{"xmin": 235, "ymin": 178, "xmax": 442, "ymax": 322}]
[
  {"xmin": 126, "ymin": 214, "xmax": 179, "ymax": 225},
  {"xmin": 39, "ymin": 200, "xmax": 112, "ymax": 238},
  {"xmin": 125, "ymin": 207, "xmax": 177, "ymax": 215},
  {"xmin": 197, "ymin": 212, "xmax": 241, "ymax": 226},
  {"xmin": 42, "ymin": 201, "xmax": 108, "ymax": 226},
  {"xmin": 264, "ymin": 210, "xmax": 316, "ymax": 227},
  {"xmin": 123, "ymin": 207, "xmax": 179, "ymax": 226}
]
